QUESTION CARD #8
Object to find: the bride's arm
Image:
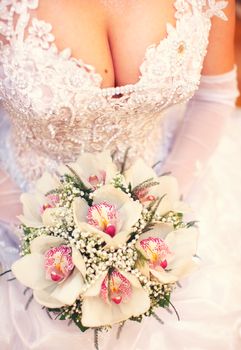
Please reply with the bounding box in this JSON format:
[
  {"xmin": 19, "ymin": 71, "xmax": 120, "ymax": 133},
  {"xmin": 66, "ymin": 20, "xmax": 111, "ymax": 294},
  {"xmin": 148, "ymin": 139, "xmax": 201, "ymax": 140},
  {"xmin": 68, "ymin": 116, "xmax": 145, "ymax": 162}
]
[
  {"xmin": 161, "ymin": 0, "xmax": 239, "ymax": 197},
  {"xmin": 0, "ymin": 110, "xmax": 22, "ymax": 225}
]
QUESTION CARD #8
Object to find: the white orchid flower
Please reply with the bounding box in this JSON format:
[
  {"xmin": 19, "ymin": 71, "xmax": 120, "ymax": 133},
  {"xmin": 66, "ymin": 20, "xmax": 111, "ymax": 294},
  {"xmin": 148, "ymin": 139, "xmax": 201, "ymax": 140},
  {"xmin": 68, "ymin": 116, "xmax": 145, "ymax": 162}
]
[
  {"xmin": 73, "ymin": 184, "xmax": 143, "ymax": 248},
  {"xmin": 81, "ymin": 269, "xmax": 150, "ymax": 327},
  {"xmin": 35, "ymin": 171, "xmax": 61, "ymax": 195},
  {"xmin": 18, "ymin": 172, "xmax": 63, "ymax": 228},
  {"xmin": 12, "ymin": 235, "xmax": 86, "ymax": 308},
  {"xmin": 124, "ymin": 158, "xmax": 189, "ymax": 216},
  {"xmin": 136, "ymin": 223, "xmax": 199, "ymax": 284},
  {"xmin": 59, "ymin": 151, "xmax": 118, "ymax": 189}
]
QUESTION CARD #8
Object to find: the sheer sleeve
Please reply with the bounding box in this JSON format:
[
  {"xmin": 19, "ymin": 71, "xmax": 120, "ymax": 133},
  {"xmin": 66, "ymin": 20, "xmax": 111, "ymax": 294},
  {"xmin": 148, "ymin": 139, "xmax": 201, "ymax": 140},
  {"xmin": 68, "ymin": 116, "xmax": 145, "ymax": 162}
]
[
  {"xmin": 0, "ymin": 105, "xmax": 22, "ymax": 225},
  {"xmin": 161, "ymin": 67, "xmax": 239, "ymax": 197}
]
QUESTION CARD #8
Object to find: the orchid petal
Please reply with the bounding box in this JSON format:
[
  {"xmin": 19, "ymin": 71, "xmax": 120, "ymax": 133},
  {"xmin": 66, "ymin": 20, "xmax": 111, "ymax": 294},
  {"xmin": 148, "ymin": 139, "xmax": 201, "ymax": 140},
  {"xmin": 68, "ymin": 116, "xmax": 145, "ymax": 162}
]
[
  {"xmin": 30, "ymin": 235, "xmax": 65, "ymax": 254},
  {"xmin": 12, "ymin": 253, "xmax": 52, "ymax": 290},
  {"xmin": 165, "ymin": 227, "xmax": 198, "ymax": 267},
  {"xmin": 61, "ymin": 151, "xmax": 117, "ymax": 188},
  {"xmin": 106, "ymin": 230, "xmax": 131, "ymax": 248},
  {"xmin": 92, "ymin": 185, "xmax": 131, "ymax": 210},
  {"xmin": 82, "ymin": 297, "xmax": 118, "ymax": 327},
  {"xmin": 35, "ymin": 172, "xmax": 60, "ymax": 195},
  {"xmin": 19, "ymin": 193, "xmax": 46, "ymax": 228},
  {"xmin": 119, "ymin": 286, "xmax": 150, "ymax": 317},
  {"xmin": 72, "ymin": 197, "xmax": 90, "ymax": 226},
  {"xmin": 82, "ymin": 273, "xmax": 150, "ymax": 327},
  {"xmin": 155, "ymin": 176, "xmax": 180, "ymax": 215},
  {"xmin": 50, "ymin": 269, "xmax": 84, "ymax": 305},
  {"xmin": 124, "ymin": 159, "xmax": 157, "ymax": 188},
  {"xmin": 72, "ymin": 247, "xmax": 86, "ymax": 277},
  {"xmin": 150, "ymin": 268, "xmax": 178, "ymax": 284},
  {"xmin": 118, "ymin": 199, "xmax": 142, "ymax": 231},
  {"xmin": 82, "ymin": 273, "xmax": 107, "ymax": 297},
  {"xmin": 34, "ymin": 288, "xmax": 64, "ymax": 308}
]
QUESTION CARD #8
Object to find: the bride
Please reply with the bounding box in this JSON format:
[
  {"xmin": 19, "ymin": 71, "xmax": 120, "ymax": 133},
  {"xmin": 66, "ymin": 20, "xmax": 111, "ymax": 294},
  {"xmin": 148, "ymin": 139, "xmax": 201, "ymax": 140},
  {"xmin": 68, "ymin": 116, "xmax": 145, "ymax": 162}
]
[{"xmin": 0, "ymin": 0, "xmax": 241, "ymax": 349}]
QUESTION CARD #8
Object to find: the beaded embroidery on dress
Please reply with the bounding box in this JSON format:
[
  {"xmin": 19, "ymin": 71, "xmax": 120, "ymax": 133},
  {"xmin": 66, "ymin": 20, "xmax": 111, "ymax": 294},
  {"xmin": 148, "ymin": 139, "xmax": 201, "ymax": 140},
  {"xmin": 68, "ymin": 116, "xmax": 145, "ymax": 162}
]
[{"xmin": 0, "ymin": 0, "xmax": 228, "ymax": 190}]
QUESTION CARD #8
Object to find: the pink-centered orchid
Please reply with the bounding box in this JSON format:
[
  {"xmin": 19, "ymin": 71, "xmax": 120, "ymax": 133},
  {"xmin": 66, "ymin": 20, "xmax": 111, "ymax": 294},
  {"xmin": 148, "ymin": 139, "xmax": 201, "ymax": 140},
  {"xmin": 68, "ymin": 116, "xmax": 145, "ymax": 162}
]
[
  {"xmin": 124, "ymin": 159, "xmax": 189, "ymax": 216},
  {"xmin": 81, "ymin": 269, "xmax": 150, "ymax": 327},
  {"xmin": 136, "ymin": 223, "xmax": 199, "ymax": 284},
  {"xmin": 18, "ymin": 172, "xmax": 65, "ymax": 228},
  {"xmin": 59, "ymin": 151, "xmax": 118, "ymax": 189},
  {"xmin": 73, "ymin": 184, "xmax": 143, "ymax": 248},
  {"xmin": 12, "ymin": 235, "xmax": 86, "ymax": 308}
]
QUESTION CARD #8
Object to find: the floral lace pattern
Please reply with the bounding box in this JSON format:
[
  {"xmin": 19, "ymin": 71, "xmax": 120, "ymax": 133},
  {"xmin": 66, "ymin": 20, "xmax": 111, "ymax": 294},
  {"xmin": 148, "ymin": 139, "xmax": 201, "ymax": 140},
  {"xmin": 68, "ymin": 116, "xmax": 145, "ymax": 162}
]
[
  {"xmin": 27, "ymin": 18, "xmax": 54, "ymax": 49},
  {"xmin": 0, "ymin": 0, "xmax": 228, "ymax": 189}
]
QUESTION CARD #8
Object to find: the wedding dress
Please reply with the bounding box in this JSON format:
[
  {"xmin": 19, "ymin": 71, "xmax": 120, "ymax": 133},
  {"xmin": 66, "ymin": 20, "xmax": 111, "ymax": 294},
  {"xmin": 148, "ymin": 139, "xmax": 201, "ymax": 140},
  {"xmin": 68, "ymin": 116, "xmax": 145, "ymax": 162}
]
[{"xmin": 0, "ymin": 1, "xmax": 241, "ymax": 349}]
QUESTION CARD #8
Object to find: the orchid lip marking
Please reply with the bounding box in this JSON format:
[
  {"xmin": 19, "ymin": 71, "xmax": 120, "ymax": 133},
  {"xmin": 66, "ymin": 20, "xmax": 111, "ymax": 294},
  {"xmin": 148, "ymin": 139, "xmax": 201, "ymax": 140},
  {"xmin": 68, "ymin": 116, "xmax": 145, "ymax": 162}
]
[
  {"xmin": 88, "ymin": 171, "xmax": 106, "ymax": 188},
  {"xmin": 100, "ymin": 270, "xmax": 132, "ymax": 305},
  {"xmin": 87, "ymin": 202, "xmax": 118, "ymax": 237},
  {"xmin": 140, "ymin": 237, "xmax": 171, "ymax": 269},
  {"xmin": 134, "ymin": 187, "xmax": 157, "ymax": 204},
  {"xmin": 40, "ymin": 194, "xmax": 60, "ymax": 214},
  {"xmin": 44, "ymin": 245, "xmax": 74, "ymax": 283}
]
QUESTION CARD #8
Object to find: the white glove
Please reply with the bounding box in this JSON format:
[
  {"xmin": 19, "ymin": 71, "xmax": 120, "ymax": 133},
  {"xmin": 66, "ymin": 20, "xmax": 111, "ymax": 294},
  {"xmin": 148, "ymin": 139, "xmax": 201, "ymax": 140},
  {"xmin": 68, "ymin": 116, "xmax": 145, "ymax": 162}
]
[{"xmin": 161, "ymin": 67, "xmax": 239, "ymax": 197}]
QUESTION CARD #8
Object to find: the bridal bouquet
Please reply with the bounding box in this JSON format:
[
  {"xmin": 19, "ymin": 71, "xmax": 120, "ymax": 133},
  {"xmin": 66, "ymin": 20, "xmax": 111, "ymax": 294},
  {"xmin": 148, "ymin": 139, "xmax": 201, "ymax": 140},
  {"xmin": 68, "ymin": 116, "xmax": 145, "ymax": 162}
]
[{"xmin": 12, "ymin": 151, "xmax": 199, "ymax": 331}]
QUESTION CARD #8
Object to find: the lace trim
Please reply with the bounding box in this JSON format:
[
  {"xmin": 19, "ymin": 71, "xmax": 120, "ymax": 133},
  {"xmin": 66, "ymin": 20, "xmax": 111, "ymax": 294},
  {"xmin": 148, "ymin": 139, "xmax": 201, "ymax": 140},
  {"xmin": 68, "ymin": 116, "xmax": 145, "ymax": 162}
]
[
  {"xmin": 0, "ymin": 0, "xmax": 228, "ymax": 96},
  {"xmin": 0, "ymin": 0, "xmax": 38, "ymax": 42},
  {"xmin": 197, "ymin": 0, "xmax": 228, "ymax": 20}
]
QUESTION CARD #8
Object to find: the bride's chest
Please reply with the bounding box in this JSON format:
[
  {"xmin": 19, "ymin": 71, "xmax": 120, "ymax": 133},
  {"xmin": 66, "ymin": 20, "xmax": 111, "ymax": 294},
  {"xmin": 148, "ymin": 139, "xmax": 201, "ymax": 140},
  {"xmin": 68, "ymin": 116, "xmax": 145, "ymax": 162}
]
[{"xmin": 0, "ymin": 9, "xmax": 211, "ymax": 121}]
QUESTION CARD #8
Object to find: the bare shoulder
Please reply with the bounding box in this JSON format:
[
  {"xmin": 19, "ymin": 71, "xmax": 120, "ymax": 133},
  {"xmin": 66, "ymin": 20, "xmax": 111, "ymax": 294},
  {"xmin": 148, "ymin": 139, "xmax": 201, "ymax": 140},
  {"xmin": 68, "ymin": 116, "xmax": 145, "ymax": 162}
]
[{"xmin": 202, "ymin": 0, "xmax": 236, "ymax": 75}]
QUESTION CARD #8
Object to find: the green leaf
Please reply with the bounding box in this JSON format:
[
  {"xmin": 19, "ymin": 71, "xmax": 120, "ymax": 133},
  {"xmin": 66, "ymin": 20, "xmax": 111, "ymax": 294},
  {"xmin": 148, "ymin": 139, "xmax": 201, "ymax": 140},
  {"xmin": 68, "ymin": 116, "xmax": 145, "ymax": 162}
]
[
  {"xmin": 186, "ymin": 220, "xmax": 199, "ymax": 228},
  {"xmin": 128, "ymin": 182, "xmax": 132, "ymax": 192},
  {"xmin": 132, "ymin": 178, "xmax": 159, "ymax": 194},
  {"xmin": 72, "ymin": 316, "xmax": 89, "ymax": 332},
  {"xmin": 64, "ymin": 167, "xmax": 90, "ymax": 192},
  {"xmin": 120, "ymin": 148, "xmax": 131, "ymax": 174},
  {"xmin": 130, "ymin": 315, "xmax": 143, "ymax": 323},
  {"xmin": 158, "ymin": 294, "xmax": 170, "ymax": 308}
]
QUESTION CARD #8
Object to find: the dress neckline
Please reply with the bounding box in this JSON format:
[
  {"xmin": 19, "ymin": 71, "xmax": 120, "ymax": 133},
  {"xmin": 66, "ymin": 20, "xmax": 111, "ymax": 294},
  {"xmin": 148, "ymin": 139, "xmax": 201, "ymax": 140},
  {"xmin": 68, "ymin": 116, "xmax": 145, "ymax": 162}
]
[{"xmin": 28, "ymin": 0, "xmax": 190, "ymax": 96}]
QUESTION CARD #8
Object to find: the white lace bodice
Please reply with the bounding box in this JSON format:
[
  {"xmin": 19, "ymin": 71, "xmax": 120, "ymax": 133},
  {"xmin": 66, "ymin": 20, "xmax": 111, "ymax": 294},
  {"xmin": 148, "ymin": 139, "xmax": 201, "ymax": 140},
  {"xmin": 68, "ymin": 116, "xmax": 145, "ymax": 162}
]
[{"xmin": 0, "ymin": 0, "xmax": 228, "ymax": 189}]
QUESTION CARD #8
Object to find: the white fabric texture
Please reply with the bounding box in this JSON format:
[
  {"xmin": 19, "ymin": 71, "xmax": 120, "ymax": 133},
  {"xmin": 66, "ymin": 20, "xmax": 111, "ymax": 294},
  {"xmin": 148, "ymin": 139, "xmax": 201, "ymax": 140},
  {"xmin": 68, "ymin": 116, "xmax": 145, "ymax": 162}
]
[
  {"xmin": 161, "ymin": 68, "xmax": 240, "ymax": 196},
  {"xmin": 0, "ymin": 170, "xmax": 22, "ymax": 225},
  {"xmin": 0, "ymin": 0, "xmax": 241, "ymax": 349}
]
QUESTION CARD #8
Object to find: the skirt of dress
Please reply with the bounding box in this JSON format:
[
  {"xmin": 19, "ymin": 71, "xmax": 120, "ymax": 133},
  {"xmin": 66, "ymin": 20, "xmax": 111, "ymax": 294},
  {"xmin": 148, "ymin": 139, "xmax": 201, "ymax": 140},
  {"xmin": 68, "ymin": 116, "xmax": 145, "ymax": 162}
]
[{"xmin": 1, "ymin": 111, "xmax": 241, "ymax": 350}]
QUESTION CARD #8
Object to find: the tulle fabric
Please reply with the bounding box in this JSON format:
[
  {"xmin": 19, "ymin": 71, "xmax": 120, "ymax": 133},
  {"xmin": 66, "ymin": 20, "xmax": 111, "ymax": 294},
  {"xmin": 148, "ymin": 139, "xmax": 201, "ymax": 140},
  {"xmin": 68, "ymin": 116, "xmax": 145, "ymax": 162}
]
[
  {"xmin": 0, "ymin": 170, "xmax": 22, "ymax": 225},
  {"xmin": 161, "ymin": 68, "xmax": 240, "ymax": 197},
  {"xmin": 0, "ymin": 110, "xmax": 22, "ymax": 225},
  {"xmin": 0, "ymin": 110, "xmax": 241, "ymax": 350}
]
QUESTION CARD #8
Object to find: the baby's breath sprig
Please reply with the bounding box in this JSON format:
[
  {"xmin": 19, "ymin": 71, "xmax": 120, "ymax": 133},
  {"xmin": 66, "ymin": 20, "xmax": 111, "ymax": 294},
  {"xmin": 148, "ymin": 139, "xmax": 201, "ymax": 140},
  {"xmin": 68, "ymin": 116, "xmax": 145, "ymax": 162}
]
[
  {"xmin": 59, "ymin": 175, "xmax": 92, "ymax": 206},
  {"xmin": 155, "ymin": 211, "xmax": 184, "ymax": 229},
  {"xmin": 129, "ymin": 281, "xmax": 173, "ymax": 322},
  {"xmin": 65, "ymin": 165, "xmax": 89, "ymax": 190},
  {"xmin": 111, "ymin": 173, "xmax": 132, "ymax": 196},
  {"xmin": 48, "ymin": 299, "xmax": 89, "ymax": 332},
  {"xmin": 20, "ymin": 226, "xmax": 42, "ymax": 255}
]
